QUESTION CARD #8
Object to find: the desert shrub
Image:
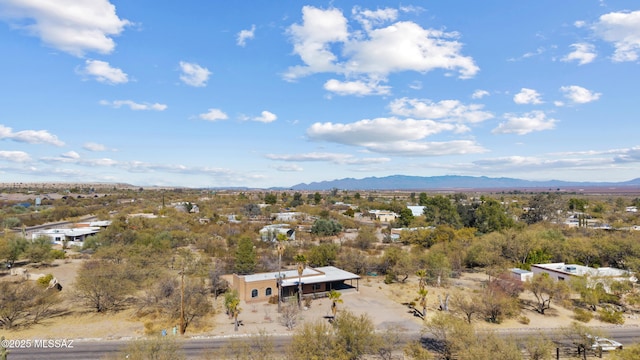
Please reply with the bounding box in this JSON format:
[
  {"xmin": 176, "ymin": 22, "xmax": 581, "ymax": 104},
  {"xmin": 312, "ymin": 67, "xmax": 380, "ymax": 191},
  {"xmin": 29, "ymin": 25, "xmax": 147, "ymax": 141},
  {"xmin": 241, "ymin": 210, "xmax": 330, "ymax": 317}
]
[
  {"xmin": 50, "ymin": 249, "xmax": 66, "ymax": 260},
  {"xmin": 37, "ymin": 274, "xmax": 54, "ymax": 288},
  {"xmin": 268, "ymin": 295, "xmax": 278, "ymax": 304},
  {"xmin": 518, "ymin": 315, "xmax": 530, "ymax": 325},
  {"xmin": 384, "ymin": 272, "xmax": 395, "ymax": 284},
  {"xmin": 598, "ymin": 308, "xmax": 624, "ymax": 324},
  {"xmin": 573, "ymin": 307, "xmax": 594, "ymax": 323}
]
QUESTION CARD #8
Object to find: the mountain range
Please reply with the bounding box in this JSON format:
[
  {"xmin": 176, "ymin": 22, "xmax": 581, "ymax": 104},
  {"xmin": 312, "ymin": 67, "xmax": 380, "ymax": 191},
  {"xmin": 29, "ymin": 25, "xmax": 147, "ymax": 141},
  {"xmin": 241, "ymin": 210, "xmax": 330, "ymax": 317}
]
[{"xmin": 285, "ymin": 175, "xmax": 640, "ymax": 191}]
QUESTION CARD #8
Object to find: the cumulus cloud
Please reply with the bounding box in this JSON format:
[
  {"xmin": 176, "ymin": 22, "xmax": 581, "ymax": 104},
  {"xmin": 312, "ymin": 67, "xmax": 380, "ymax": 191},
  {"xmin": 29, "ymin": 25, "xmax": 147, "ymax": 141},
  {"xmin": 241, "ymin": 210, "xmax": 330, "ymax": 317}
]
[
  {"xmin": 0, "ymin": 150, "xmax": 31, "ymax": 162},
  {"xmin": 83, "ymin": 142, "xmax": 107, "ymax": 151},
  {"xmin": 513, "ymin": 88, "xmax": 543, "ymax": 105},
  {"xmin": 592, "ymin": 10, "xmax": 640, "ymax": 62},
  {"xmin": 306, "ymin": 117, "xmax": 486, "ymax": 156},
  {"xmin": 560, "ymin": 85, "xmax": 601, "ymax": 104},
  {"xmin": 253, "ymin": 111, "xmax": 277, "ymax": 123},
  {"xmin": 352, "ymin": 6, "xmax": 398, "ymax": 31},
  {"xmin": 237, "ymin": 24, "xmax": 256, "ymax": 46},
  {"xmin": 323, "ymin": 79, "xmax": 391, "ymax": 96},
  {"xmin": 81, "ymin": 60, "xmax": 128, "ymax": 84},
  {"xmin": 0, "ymin": 124, "xmax": 64, "ymax": 146},
  {"xmin": 389, "ymin": 98, "xmax": 493, "ymax": 124},
  {"xmin": 471, "ymin": 90, "xmax": 489, "ymax": 99},
  {"xmin": 179, "ymin": 61, "xmax": 211, "ymax": 87},
  {"xmin": 492, "ymin": 111, "xmax": 557, "ymax": 135},
  {"xmin": 285, "ymin": 6, "xmax": 478, "ymax": 90},
  {"xmin": 100, "ymin": 99, "xmax": 167, "ymax": 111},
  {"xmin": 562, "ymin": 43, "xmax": 597, "ymax": 65},
  {"xmin": 199, "ymin": 108, "xmax": 228, "ymax": 122},
  {"xmin": 61, "ymin": 151, "xmax": 80, "ymax": 159},
  {"xmin": 0, "ymin": 0, "xmax": 130, "ymax": 56}
]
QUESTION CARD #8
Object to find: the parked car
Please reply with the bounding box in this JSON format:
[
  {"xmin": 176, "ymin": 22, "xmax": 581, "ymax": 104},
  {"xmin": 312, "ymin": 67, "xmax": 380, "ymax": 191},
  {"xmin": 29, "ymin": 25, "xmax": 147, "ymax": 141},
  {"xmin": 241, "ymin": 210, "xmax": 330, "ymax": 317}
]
[{"xmin": 591, "ymin": 337, "xmax": 623, "ymax": 351}]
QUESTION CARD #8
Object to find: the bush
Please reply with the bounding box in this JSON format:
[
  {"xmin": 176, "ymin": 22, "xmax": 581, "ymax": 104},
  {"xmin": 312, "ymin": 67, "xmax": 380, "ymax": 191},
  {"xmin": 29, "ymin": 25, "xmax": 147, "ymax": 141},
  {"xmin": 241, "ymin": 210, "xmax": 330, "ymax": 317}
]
[
  {"xmin": 573, "ymin": 307, "xmax": 594, "ymax": 323},
  {"xmin": 518, "ymin": 315, "xmax": 530, "ymax": 325},
  {"xmin": 37, "ymin": 274, "xmax": 54, "ymax": 288},
  {"xmin": 384, "ymin": 273, "xmax": 395, "ymax": 284},
  {"xmin": 50, "ymin": 249, "xmax": 66, "ymax": 260},
  {"xmin": 598, "ymin": 308, "xmax": 624, "ymax": 324}
]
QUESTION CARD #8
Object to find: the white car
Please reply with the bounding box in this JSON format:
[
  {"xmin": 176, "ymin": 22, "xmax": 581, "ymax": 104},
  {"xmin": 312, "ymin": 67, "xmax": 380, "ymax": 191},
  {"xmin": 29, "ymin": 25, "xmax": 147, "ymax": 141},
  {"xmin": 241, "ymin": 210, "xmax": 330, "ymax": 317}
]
[{"xmin": 591, "ymin": 337, "xmax": 623, "ymax": 351}]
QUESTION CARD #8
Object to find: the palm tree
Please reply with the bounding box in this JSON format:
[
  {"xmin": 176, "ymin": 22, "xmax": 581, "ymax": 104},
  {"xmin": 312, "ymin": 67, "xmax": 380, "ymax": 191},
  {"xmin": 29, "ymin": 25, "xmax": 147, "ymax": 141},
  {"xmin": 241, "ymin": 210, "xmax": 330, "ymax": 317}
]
[
  {"xmin": 294, "ymin": 254, "xmax": 306, "ymax": 309},
  {"xmin": 328, "ymin": 289, "xmax": 343, "ymax": 319}
]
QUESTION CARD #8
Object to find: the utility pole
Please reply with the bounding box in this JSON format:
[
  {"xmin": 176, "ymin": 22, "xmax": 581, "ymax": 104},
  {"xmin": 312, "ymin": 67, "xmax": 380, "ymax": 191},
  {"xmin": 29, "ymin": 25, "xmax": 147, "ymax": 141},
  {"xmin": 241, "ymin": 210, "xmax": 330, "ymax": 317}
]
[
  {"xmin": 180, "ymin": 269, "xmax": 185, "ymax": 334},
  {"xmin": 277, "ymin": 240, "xmax": 285, "ymax": 313}
]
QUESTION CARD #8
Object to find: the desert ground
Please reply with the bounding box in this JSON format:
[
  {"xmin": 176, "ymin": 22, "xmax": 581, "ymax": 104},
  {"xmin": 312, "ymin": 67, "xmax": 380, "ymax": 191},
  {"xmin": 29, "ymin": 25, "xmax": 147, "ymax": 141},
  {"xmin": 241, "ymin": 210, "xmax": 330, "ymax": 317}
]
[{"xmin": 4, "ymin": 257, "xmax": 640, "ymax": 345}]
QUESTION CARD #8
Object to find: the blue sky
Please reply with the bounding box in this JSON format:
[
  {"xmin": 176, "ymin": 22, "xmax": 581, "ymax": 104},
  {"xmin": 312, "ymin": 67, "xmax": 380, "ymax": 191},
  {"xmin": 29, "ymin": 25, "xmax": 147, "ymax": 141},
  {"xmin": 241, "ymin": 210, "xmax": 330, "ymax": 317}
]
[{"xmin": 1, "ymin": 1, "xmax": 640, "ymax": 188}]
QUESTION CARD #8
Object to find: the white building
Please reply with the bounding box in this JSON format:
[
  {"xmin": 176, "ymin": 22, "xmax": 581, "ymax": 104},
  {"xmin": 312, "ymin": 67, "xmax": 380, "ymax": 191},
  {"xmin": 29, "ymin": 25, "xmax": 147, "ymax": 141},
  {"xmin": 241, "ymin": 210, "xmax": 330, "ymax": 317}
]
[
  {"xmin": 31, "ymin": 227, "xmax": 101, "ymax": 246},
  {"xmin": 259, "ymin": 224, "xmax": 295, "ymax": 242},
  {"xmin": 531, "ymin": 263, "xmax": 635, "ymax": 292}
]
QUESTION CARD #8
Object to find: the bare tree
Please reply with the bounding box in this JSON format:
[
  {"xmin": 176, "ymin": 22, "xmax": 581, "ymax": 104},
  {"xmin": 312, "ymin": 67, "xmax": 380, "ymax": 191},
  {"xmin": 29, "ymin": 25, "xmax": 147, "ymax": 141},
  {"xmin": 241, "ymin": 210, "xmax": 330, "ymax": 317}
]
[{"xmin": 279, "ymin": 298, "xmax": 300, "ymax": 330}]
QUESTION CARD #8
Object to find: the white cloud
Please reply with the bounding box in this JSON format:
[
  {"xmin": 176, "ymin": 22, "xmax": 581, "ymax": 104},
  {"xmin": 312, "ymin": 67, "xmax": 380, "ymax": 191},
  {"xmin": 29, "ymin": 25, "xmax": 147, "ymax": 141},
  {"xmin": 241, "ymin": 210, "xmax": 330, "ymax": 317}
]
[
  {"xmin": 0, "ymin": 124, "xmax": 64, "ymax": 146},
  {"xmin": 592, "ymin": 10, "xmax": 640, "ymax": 62},
  {"xmin": 0, "ymin": 150, "xmax": 31, "ymax": 162},
  {"xmin": 308, "ymin": 117, "xmax": 455, "ymax": 144},
  {"xmin": 61, "ymin": 151, "xmax": 80, "ymax": 159},
  {"xmin": 513, "ymin": 88, "xmax": 543, "ymax": 104},
  {"xmin": 362, "ymin": 139, "xmax": 486, "ymax": 156},
  {"xmin": 323, "ymin": 79, "xmax": 391, "ymax": 96},
  {"xmin": 275, "ymin": 164, "xmax": 304, "ymax": 172},
  {"xmin": 492, "ymin": 111, "xmax": 557, "ymax": 135},
  {"xmin": 81, "ymin": 60, "xmax": 128, "ymax": 84},
  {"xmin": 352, "ymin": 6, "xmax": 398, "ymax": 31},
  {"xmin": 560, "ymin": 85, "xmax": 601, "ymax": 104},
  {"xmin": 253, "ymin": 111, "xmax": 277, "ymax": 123},
  {"xmin": 285, "ymin": 6, "xmax": 349, "ymax": 79},
  {"xmin": 389, "ymin": 98, "xmax": 493, "ymax": 124},
  {"xmin": 100, "ymin": 99, "xmax": 167, "ymax": 111},
  {"xmin": 471, "ymin": 90, "xmax": 489, "ymax": 99},
  {"xmin": 266, "ymin": 152, "xmax": 389, "ymax": 165},
  {"xmin": 199, "ymin": 108, "xmax": 228, "ymax": 122},
  {"xmin": 179, "ymin": 61, "xmax": 211, "ymax": 87},
  {"xmin": 0, "ymin": 0, "xmax": 130, "ymax": 56},
  {"xmin": 561, "ymin": 43, "xmax": 597, "ymax": 65},
  {"xmin": 237, "ymin": 24, "xmax": 256, "ymax": 46},
  {"xmin": 306, "ymin": 116, "xmax": 485, "ymax": 156},
  {"xmin": 83, "ymin": 142, "xmax": 107, "ymax": 151},
  {"xmin": 285, "ymin": 6, "xmax": 478, "ymax": 86}
]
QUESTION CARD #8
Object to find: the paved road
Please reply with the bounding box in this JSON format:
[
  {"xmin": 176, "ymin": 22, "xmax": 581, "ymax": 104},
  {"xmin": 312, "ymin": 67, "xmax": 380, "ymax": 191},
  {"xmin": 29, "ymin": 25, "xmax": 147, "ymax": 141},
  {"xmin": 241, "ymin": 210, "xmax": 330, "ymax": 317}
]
[{"xmin": 6, "ymin": 327, "xmax": 640, "ymax": 359}]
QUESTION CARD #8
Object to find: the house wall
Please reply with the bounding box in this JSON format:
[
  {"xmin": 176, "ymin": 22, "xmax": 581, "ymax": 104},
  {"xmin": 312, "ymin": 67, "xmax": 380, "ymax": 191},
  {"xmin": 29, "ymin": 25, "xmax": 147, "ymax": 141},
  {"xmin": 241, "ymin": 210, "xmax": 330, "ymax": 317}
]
[{"xmin": 233, "ymin": 274, "xmax": 278, "ymax": 303}]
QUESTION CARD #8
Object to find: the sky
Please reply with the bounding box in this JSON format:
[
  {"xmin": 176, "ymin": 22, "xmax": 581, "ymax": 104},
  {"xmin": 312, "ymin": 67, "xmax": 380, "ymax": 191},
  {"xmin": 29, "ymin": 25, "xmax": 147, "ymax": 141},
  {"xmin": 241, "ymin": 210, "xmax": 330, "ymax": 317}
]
[{"xmin": 1, "ymin": 1, "xmax": 640, "ymax": 189}]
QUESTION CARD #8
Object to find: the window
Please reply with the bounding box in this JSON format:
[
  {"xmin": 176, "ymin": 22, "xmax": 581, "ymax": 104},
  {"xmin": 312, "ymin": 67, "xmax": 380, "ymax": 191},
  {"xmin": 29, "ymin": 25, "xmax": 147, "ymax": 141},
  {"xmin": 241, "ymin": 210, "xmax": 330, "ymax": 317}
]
[
  {"xmin": 312, "ymin": 283, "xmax": 322, "ymax": 291},
  {"xmin": 265, "ymin": 287, "xmax": 272, "ymax": 296},
  {"xmin": 251, "ymin": 289, "xmax": 258, "ymax": 298}
]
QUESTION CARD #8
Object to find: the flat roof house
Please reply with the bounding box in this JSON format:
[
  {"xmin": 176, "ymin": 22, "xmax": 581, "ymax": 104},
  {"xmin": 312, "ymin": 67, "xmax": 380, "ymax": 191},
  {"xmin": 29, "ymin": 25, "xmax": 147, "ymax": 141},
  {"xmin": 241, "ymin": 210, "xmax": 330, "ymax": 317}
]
[
  {"xmin": 231, "ymin": 266, "xmax": 360, "ymax": 303},
  {"xmin": 531, "ymin": 262, "xmax": 635, "ymax": 292}
]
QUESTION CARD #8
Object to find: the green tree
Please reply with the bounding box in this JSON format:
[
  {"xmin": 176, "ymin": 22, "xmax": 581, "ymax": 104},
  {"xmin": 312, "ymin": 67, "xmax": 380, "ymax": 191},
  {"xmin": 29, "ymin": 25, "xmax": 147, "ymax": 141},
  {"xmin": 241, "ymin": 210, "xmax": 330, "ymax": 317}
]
[
  {"xmin": 25, "ymin": 236, "xmax": 54, "ymax": 264},
  {"xmin": 422, "ymin": 195, "xmax": 462, "ymax": 228},
  {"xmin": 472, "ymin": 198, "xmax": 515, "ymax": 234},
  {"xmin": 311, "ymin": 218, "xmax": 342, "ymax": 237},
  {"xmin": 235, "ymin": 237, "xmax": 256, "ymax": 275},
  {"xmin": 314, "ymin": 192, "xmax": 322, "ymax": 205},
  {"xmin": 264, "ymin": 193, "xmax": 277, "ymax": 205},
  {"xmin": 0, "ymin": 235, "xmax": 28, "ymax": 266},
  {"xmin": 307, "ymin": 243, "xmax": 339, "ymax": 267},
  {"xmin": 396, "ymin": 207, "xmax": 414, "ymax": 227}
]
